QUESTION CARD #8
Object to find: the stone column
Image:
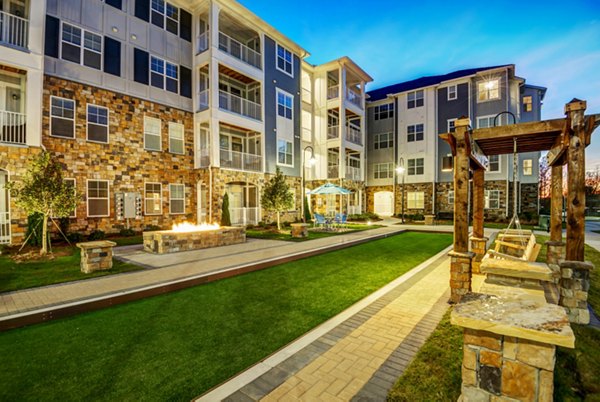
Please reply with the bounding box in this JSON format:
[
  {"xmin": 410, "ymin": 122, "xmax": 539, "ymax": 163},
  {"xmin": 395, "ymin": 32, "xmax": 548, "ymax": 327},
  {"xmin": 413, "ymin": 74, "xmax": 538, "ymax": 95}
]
[
  {"xmin": 449, "ymin": 251, "xmax": 474, "ymax": 304},
  {"xmin": 559, "ymin": 260, "xmax": 594, "ymax": 324},
  {"xmin": 470, "ymin": 237, "xmax": 488, "ymax": 275},
  {"xmin": 76, "ymin": 241, "xmax": 117, "ymax": 273}
]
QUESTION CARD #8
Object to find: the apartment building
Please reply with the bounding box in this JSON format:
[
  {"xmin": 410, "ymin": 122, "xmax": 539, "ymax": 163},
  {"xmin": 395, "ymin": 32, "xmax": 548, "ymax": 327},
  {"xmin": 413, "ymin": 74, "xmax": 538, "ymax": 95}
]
[{"xmin": 365, "ymin": 65, "xmax": 546, "ymax": 220}]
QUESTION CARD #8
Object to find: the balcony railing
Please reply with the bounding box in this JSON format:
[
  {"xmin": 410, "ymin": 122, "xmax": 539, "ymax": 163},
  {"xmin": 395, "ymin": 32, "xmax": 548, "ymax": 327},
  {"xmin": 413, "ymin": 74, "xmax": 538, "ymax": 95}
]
[
  {"xmin": 327, "ymin": 125, "xmax": 339, "ymax": 140},
  {"xmin": 346, "ymin": 87, "xmax": 363, "ymax": 108},
  {"xmin": 218, "ymin": 32, "xmax": 261, "ymax": 69},
  {"xmin": 0, "ymin": 11, "xmax": 28, "ymax": 49},
  {"xmin": 346, "ymin": 166, "xmax": 361, "ymax": 181},
  {"xmin": 220, "ymin": 149, "xmax": 262, "ymax": 172},
  {"xmin": 0, "ymin": 111, "xmax": 26, "ymax": 145},
  {"xmin": 328, "ymin": 165, "xmax": 339, "ymax": 179},
  {"xmin": 0, "ymin": 211, "xmax": 10, "ymax": 244},
  {"xmin": 197, "ymin": 147, "xmax": 210, "ymax": 168},
  {"xmin": 346, "ymin": 124, "xmax": 362, "ymax": 145},
  {"xmin": 196, "ymin": 30, "xmax": 209, "ymax": 54},
  {"xmin": 197, "ymin": 89, "xmax": 209, "ymax": 112},
  {"xmin": 327, "ymin": 85, "xmax": 339, "ymax": 100},
  {"xmin": 230, "ymin": 207, "xmax": 259, "ymax": 226},
  {"xmin": 219, "ymin": 90, "xmax": 261, "ymax": 121},
  {"xmin": 302, "ymin": 87, "xmax": 311, "ymax": 104}
]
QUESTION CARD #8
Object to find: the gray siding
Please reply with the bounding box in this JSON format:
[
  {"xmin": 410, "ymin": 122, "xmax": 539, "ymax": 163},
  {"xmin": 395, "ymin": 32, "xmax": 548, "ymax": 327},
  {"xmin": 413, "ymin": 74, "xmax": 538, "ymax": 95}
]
[
  {"xmin": 437, "ymin": 83, "xmax": 469, "ymax": 182},
  {"xmin": 366, "ymin": 103, "xmax": 395, "ymax": 186}
]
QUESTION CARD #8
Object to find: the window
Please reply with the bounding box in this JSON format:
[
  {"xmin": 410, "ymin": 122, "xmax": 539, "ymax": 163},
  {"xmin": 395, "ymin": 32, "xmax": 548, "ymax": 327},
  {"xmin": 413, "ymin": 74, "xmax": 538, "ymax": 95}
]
[
  {"xmin": 485, "ymin": 190, "xmax": 500, "ymax": 209},
  {"xmin": 448, "ymin": 119, "xmax": 456, "ymax": 133},
  {"xmin": 277, "ymin": 139, "xmax": 293, "ymax": 166},
  {"xmin": 478, "ymin": 79, "xmax": 500, "ymax": 102},
  {"xmin": 407, "ymin": 124, "xmax": 424, "ymax": 142},
  {"xmin": 408, "ymin": 158, "xmax": 424, "ymax": 175},
  {"xmin": 374, "ymin": 103, "xmax": 394, "ymax": 120},
  {"xmin": 150, "ymin": 56, "xmax": 178, "ymax": 93},
  {"xmin": 169, "ymin": 184, "xmax": 185, "ymax": 214},
  {"xmin": 523, "ymin": 159, "xmax": 533, "ymax": 176},
  {"xmin": 277, "ymin": 91, "xmax": 293, "ymax": 119},
  {"xmin": 374, "ymin": 132, "xmax": 393, "ymax": 149},
  {"xmin": 64, "ymin": 178, "xmax": 77, "ymax": 218},
  {"xmin": 442, "ymin": 155, "xmax": 453, "ymax": 172},
  {"xmin": 87, "ymin": 180, "xmax": 109, "ymax": 217},
  {"xmin": 145, "ymin": 183, "xmax": 162, "ymax": 215},
  {"xmin": 448, "ymin": 85, "xmax": 457, "ymax": 101},
  {"xmin": 448, "ymin": 190, "xmax": 454, "ymax": 205},
  {"xmin": 523, "ymin": 96, "xmax": 533, "ymax": 112},
  {"xmin": 87, "ymin": 105, "xmax": 109, "ymax": 143},
  {"xmin": 50, "ymin": 97, "xmax": 76, "ymax": 139},
  {"xmin": 407, "ymin": 192, "xmax": 424, "ymax": 209},
  {"xmin": 169, "ymin": 122, "xmax": 184, "ymax": 154},
  {"xmin": 151, "ymin": 0, "xmax": 179, "ymax": 34},
  {"xmin": 374, "ymin": 163, "xmax": 393, "ymax": 179},
  {"xmin": 488, "ymin": 155, "xmax": 500, "ymax": 172},
  {"xmin": 144, "ymin": 116, "xmax": 161, "ymax": 151},
  {"xmin": 477, "ymin": 116, "xmax": 496, "ymax": 129},
  {"xmin": 276, "ymin": 44, "xmax": 293, "ymax": 76},
  {"xmin": 407, "ymin": 90, "xmax": 424, "ymax": 109},
  {"xmin": 61, "ymin": 23, "xmax": 102, "ymax": 70}
]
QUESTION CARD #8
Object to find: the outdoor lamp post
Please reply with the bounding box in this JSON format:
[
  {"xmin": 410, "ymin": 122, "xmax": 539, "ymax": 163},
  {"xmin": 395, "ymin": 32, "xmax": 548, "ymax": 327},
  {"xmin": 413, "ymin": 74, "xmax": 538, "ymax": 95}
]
[
  {"xmin": 397, "ymin": 158, "xmax": 406, "ymax": 224},
  {"xmin": 302, "ymin": 145, "xmax": 316, "ymax": 223}
]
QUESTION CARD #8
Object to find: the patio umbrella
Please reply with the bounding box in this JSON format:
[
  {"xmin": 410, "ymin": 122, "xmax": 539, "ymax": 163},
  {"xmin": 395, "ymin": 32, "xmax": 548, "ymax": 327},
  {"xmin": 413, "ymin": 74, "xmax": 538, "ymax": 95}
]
[{"xmin": 309, "ymin": 183, "xmax": 352, "ymax": 217}]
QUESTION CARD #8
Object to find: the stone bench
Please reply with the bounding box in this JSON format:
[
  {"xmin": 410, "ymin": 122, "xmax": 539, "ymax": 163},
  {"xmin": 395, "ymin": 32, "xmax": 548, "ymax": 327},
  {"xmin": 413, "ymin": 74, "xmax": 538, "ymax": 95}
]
[
  {"xmin": 76, "ymin": 241, "xmax": 117, "ymax": 274},
  {"xmin": 290, "ymin": 223, "xmax": 309, "ymax": 238}
]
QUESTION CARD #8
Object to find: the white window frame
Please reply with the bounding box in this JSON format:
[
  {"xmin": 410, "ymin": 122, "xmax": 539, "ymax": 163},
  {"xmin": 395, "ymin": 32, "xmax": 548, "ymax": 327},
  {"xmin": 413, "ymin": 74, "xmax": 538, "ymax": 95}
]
[
  {"xmin": 448, "ymin": 190, "xmax": 454, "ymax": 205},
  {"xmin": 407, "ymin": 124, "xmax": 424, "ymax": 142},
  {"xmin": 86, "ymin": 179, "xmax": 110, "ymax": 218},
  {"xmin": 447, "ymin": 85, "xmax": 457, "ymax": 101},
  {"xmin": 276, "ymin": 43, "xmax": 294, "ymax": 77},
  {"xmin": 523, "ymin": 159, "xmax": 533, "ymax": 176},
  {"xmin": 488, "ymin": 155, "xmax": 501, "ymax": 173},
  {"xmin": 151, "ymin": 0, "xmax": 179, "ymax": 35},
  {"xmin": 374, "ymin": 103, "xmax": 394, "ymax": 120},
  {"xmin": 407, "ymin": 90, "xmax": 424, "ymax": 109},
  {"xmin": 408, "ymin": 158, "xmax": 424, "ymax": 176},
  {"xmin": 477, "ymin": 115, "xmax": 501, "ymax": 129},
  {"xmin": 144, "ymin": 116, "xmax": 162, "ymax": 152},
  {"xmin": 277, "ymin": 139, "xmax": 294, "ymax": 167},
  {"xmin": 60, "ymin": 21, "xmax": 103, "ymax": 70},
  {"xmin": 485, "ymin": 189, "xmax": 500, "ymax": 209},
  {"xmin": 477, "ymin": 79, "xmax": 500, "ymax": 102},
  {"xmin": 86, "ymin": 104, "xmax": 109, "ymax": 144},
  {"xmin": 168, "ymin": 122, "xmax": 185, "ymax": 154},
  {"xmin": 150, "ymin": 55, "xmax": 178, "ymax": 93},
  {"xmin": 447, "ymin": 118, "xmax": 457, "ymax": 133},
  {"xmin": 277, "ymin": 89, "xmax": 293, "ymax": 120},
  {"xmin": 169, "ymin": 183, "xmax": 185, "ymax": 215},
  {"xmin": 64, "ymin": 178, "xmax": 77, "ymax": 218},
  {"xmin": 374, "ymin": 132, "xmax": 393, "ymax": 150},
  {"xmin": 374, "ymin": 163, "xmax": 392, "ymax": 179},
  {"xmin": 144, "ymin": 182, "xmax": 162, "ymax": 216},
  {"xmin": 407, "ymin": 192, "xmax": 425, "ymax": 209},
  {"xmin": 50, "ymin": 96, "xmax": 76, "ymax": 139}
]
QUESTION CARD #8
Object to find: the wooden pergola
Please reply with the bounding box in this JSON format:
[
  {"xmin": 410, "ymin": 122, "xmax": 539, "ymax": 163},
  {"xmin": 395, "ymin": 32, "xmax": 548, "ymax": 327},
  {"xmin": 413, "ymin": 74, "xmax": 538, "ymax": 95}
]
[{"xmin": 441, "ymin": 99, "xmax": 600, "ymax": 303}]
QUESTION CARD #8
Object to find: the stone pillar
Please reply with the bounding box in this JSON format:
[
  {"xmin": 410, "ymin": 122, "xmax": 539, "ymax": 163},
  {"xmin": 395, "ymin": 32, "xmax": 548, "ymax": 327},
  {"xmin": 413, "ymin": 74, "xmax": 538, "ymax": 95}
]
[
  {"xmin": 470, "ymin": 236, "xmax": 488, "ymax": 275},
  {"xmin": 76, "ymin": 241, "xmax": 117, "ymax": 274},
  {"xmin": 559, "ymin": 260, "xmax": 594, "ymax": 324},
  {"xmin": 546, "ymin": 241, "xmax": 565, "ymax": 265},
  {"xmin": 449, "ymin": 251, "xmax": 474, "ymax": 304}
]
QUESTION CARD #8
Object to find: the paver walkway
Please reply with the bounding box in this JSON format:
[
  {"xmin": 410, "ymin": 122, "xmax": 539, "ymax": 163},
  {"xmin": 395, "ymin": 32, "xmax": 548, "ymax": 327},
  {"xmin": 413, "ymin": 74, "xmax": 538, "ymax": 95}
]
[{"xmin": 197, "ymin": 247, "xmax": 452, "ymax": 402}]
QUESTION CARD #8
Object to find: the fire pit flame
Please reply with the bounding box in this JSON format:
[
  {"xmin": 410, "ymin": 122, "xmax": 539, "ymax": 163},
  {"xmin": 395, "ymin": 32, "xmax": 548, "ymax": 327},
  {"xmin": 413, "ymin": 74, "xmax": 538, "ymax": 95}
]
[{"xmin": 171, "ymin": 222, "xmax": 220, "ymax": 233}]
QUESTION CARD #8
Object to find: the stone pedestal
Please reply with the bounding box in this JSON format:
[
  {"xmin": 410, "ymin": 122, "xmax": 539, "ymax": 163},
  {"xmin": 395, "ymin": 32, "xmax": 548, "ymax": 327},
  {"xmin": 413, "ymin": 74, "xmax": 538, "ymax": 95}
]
[
  {"xmin": 470, "ymin": 236, "xmax": 488, "ymax": 274},
  {"xmin": 424, "ymin": 214, "xmax": 436, "ymax": 225},
  {"xmin": 76, "ymin": 241, "xmax": 117, "ymax": 274},
  {"xmin": 290, "ymin": 223, "xmax": 309, "ymax": 238},
  {"xmin": 449, "ymin": 251, "xmax": 474, "ymax": 304},
  {"xmin": 545, "ymin": 241, "xmax": 565, "ymax": 266},
  {"xmin": 452, "ymin": 294, "xmax": 575, "ymax": 402},
  {"xmin": 559, "ymin": 260, "xmax": 594, "ymax": 324}
]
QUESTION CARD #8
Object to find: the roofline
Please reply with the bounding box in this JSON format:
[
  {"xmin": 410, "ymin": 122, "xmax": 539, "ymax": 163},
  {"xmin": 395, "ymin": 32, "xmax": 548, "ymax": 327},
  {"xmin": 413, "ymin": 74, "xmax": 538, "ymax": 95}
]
[{"xmin": 310, "ymin": 56, "xmax": 373, "ymax": 82}]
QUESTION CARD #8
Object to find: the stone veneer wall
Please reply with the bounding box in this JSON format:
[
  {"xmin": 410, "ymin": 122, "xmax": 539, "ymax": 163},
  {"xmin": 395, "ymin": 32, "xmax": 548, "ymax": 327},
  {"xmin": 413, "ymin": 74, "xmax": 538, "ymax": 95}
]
[
  {"xmin": 398, "ymin": 182, "xmax": 434, "ymax": 215},
  {"xmin": 365, "ymin": 185, "xmax": 394, "ymax": 214},
  {"xmin": 306, "ymin": 179, "xmax": 365, "ymax": 216}
]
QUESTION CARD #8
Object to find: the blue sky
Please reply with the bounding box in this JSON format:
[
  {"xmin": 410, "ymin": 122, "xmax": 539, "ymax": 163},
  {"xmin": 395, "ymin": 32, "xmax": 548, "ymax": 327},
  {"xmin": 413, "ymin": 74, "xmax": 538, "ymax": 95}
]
[{"xmin": 240, "ymin": 0, "xmax": 600, "ymax": 167}]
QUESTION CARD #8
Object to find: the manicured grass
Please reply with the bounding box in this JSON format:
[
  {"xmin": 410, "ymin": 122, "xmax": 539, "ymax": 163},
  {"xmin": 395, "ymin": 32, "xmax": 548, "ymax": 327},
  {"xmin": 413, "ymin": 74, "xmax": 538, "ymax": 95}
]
[
  {"xmin": 246, "ymin": 223, "xmax": 383, "ymax": 242},
  {"xmin": 0, "ymin": 247, "xmax": 144, "ymax": 293},
  {"xmin": 0, "ymin": 232, "xmax": 452, "ymax": 401}
]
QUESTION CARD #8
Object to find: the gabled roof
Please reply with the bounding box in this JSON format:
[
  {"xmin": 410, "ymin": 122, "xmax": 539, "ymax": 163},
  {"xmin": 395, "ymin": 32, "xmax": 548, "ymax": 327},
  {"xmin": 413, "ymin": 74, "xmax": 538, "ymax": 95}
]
[{"xmin": 367, "ymin": 65, "xmax": 512, "ymax": 102}]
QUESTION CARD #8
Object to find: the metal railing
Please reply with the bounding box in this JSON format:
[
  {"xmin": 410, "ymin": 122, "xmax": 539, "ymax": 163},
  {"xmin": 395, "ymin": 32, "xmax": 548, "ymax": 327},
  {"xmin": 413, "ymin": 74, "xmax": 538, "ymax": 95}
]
[
  {"xmin": 0, "ymin": 211, "xmax": 10, "ymax": 244},
  {"xmin": 346, "ymin": 166, "xmax": 361, "ymax": 181},
  {"xmin": 0, "ymin": 111, "xmax": 26, "ymax": 145},
  {"xmin": 346, "ymin": 87, "xmax": 363, "ymax": 108},
  {"xmin": 196, "ymin": 30, "xmax": 209, "ymax": 54},
  {"xmin": 219, "ymin": 90, "xmax": 261, "ymax": 121},
  {"xmin": 327, "ymin": 85, "xmax": 339, "ymax": 100},
  {"xmin": 327, "ymin": 125, "xmax": 339, "ymax": 140},
  {"xmin": 220, "ymin": 149, "xmax": 262, "ymax": 172},
  {"xmin": 348, "ymin": 205, "xmax": 362, "ymax": 215},
  {"xmin": 218, "ymin": 31, "xmax": 261, "ymax": 69},
  {"xmin": 230, "ymin": 207, "xmax": 259, "ymax": 226},
  {"xmin": 197, "ymin": 89, "xmax": 209, "ymax": 112},
  {"xmin": 346, "ymin": 124, "xmax": 362, "ymax": 145},
  {"xmin": 0, "ymin": 11, "xmax": 28, "ymax": 49},
  {"xmin": 302, "ymin": 87, "xmax": 311, "ymax": 103},
  {"xmin": 328, "ymin": 165, "xmax": 339, "ymax": 179},
  {"xmin": 196, "ymin": 147, "xmax": 210, "ymax": 168}
]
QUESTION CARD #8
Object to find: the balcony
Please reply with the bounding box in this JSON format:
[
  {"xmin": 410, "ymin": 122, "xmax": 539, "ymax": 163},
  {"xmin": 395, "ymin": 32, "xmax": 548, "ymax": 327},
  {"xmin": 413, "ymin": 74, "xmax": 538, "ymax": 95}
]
[
  {"xmin": 346, "ymin": 87, "xmax": 363, "ymax": 108},
  {"xmin": 0, "ymin": 10, "xmax": 28, "ymax": 49},
  {"xmin": 220, "ymin": 149, "xmax": 262, "ymax": 172},
  {"xmin": 327, "ymin": 85, "xmax": 339, "ymax": 100},
  {"xmin": 219, "ymin": 90, "xmax": 261, "ymax": 121},
  {"xmin": 196, "ymin": 147, "xmax": 210, "ymax": 168},
  {"xmin": 328, "ymin": 165, "xmax": 339, "ymax": 179},
  {"xmin": 327, "ymin": 125, "xmax": 339, "ymax": 140},
  {"xmin": 219, "ymin": 32, "xmax": 261, "ymax": 69},
  {"xmin": 196, "ymin": 30, "xmax": 209, "ymax": 54},
  {"xmin": 0, "ymin": 111, "xmax": 26, "ymax": 145},
  {"xmin": 230, "ymin": 207, "xmax": 259, "ymax": 226},
  {"xmin": 197, "ymin": 89, "xmax": 209, "ymax": 112},
  {"xmin": 346, "ymin": 166, "xmax": 361, "ymax": 181},
  {"xmin": 346, "ymin": 124, "xmax": 362, "ymax": 146}
]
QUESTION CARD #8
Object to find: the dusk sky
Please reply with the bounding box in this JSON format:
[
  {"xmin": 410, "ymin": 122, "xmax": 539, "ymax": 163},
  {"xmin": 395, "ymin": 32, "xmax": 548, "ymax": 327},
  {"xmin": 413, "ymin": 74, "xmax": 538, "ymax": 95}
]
[{"xmin": 239, "ymin": 0, "xmax": 600, "ymax": 168}]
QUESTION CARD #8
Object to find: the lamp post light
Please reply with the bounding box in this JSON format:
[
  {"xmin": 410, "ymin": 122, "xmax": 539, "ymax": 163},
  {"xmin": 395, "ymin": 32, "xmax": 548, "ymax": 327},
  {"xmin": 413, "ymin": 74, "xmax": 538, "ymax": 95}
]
[
  {"xmin": 397, "ymin": 158, "xmax": 406, "ymax": 224},
  {"xmin": 302, "ymin": 145, "xmax": 316, "ymax": 223}
]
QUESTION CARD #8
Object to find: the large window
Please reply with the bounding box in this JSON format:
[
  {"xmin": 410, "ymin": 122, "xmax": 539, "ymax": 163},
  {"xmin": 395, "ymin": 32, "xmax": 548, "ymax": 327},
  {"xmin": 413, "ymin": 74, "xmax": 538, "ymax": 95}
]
[
  {"xmin": 276, "ymin": 44, "xmax": 293, "ymax": 76},
  {"xmin": 523, "ymin": 159, "xmax": 533, "ymax": 176},
  {"xmin": 488, "ymin": 155, "xmax": 500, "ymax": 172},
  {"xmin": 169, "ymin": 184, "xmax": 185, "ymax": 214},
  {"xmin": 87, "ymin": 105, "xmax": 109, "ymax": 143},
  {"xmin": 87, "ymin": 180, "xmax": 109, "ymax": 217},
  {"xmin": 374, "ymin": 103, "xmax": 394, "ymax": 120},
  {"xmin": 169, "ymin": 122, "xmax": 184, "ymax": 154},
  {"xmin": 374, "ymin": 132, "xmax": 393, "ymax": 149},
  {"xmin": 485, "ymin": 190, "xmax": 500, "ymax": 209},
  {"xmin": 478, "ymin": 79, "xmax": 500, "ymax": 102},
  {"xmin": 277, "ymin": 139, "xmax": 293, "ymax": 166},
  {"xmin": 477, "ymin": 116, "xmax": 497, "ymax": 129},
  {"xmin": 50, "ymin": 97, "xmax": 75, "ymax": 139},
  {"xmin": 408, "ymin": 158, "xmax": 424, "ymax": 175},
  {"xmin": 145, "ymin": 182, "xmax": 162, "ymax": 215},
  {"xmin": 151, "ymin": 0, "xmax": 179, "ymax": 35},
  {"xmin": 374, "ymin": 163, "xmax": 393, "ymax": 179},
  {"xmin": 447, "ymin": 85, "xmax": 457, "ymax": 101},
  {"xmin": 277, "ymin": 91, "xmax": 293, "ymax": 119},
  {"xmin": 150, "ymin": 56, "xmax": 178, "ymax": 93},
  {"xmin": 144, "ymin": 116, "xmax": 161, "ymax": 151},
  {"xmin": 61, "ymin": 23, "xmax": 102, "ymax": 70},
  {"xmin": 407, "ymin": 90, "xmax": 424, "ymax": 109},
  {"xmin": 407, "ymin": 192, "xmax": 425, "ymax": 209},
  {"xmin": 407, "ymin": 124, "xmax": 424, "ymax": 142}
]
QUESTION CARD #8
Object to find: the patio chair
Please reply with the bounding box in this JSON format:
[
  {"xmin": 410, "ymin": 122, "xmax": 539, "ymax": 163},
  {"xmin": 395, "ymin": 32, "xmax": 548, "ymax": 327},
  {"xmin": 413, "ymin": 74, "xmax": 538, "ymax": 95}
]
[
  {"xmin": 340, "ymin": 213, "xmax": 347, "ymax": 228},
  {"xmin": 314, "ymin": 213, "xmax": 327, "ymax": 229}
]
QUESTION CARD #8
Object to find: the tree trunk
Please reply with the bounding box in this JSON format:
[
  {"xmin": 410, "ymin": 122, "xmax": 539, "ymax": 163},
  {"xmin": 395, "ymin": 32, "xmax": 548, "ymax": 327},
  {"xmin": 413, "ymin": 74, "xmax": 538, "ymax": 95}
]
[
  {"xmin": 41, "ymin": 214, "xmax": 48, "ymax": 256},
  {"xmin": 277, "ymin": 211, "xmax": 281, "ymax": 231}
]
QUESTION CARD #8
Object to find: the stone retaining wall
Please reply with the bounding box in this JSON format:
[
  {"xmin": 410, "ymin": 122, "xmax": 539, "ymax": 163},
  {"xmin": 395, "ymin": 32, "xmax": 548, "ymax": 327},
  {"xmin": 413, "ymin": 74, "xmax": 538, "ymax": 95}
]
[{"xmin": 143, "ymin": 226, "xmax": 245, "ymax": 254}]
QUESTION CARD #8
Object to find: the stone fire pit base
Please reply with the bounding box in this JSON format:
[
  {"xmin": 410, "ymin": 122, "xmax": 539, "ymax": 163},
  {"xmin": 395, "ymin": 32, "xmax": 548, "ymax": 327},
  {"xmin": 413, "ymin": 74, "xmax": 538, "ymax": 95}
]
[{"xmin": 143, "ymin": 226, "xmax": 246, "ymax": 254}]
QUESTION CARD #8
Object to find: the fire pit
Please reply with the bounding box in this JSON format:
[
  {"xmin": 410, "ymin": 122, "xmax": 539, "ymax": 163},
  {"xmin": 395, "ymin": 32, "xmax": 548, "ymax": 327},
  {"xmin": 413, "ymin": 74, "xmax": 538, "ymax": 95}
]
[{"xmin": 143, "ymin": 223, "xmax": 246, "ymax": 254}]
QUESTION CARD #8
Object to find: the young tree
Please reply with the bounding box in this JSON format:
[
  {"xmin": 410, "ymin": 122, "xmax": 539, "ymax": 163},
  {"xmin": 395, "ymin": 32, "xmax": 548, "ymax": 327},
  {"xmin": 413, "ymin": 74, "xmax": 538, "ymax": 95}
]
[
  {"xmin": 221, "ymin": 192, "xmax": 232, "ymax": 226},
  {"xmin": 261, "ymin": 168, "xmax": 293, "ymax": 231},
  {"xmin": 6, "ymin": 151, "xmax": 79, "ymax": 255}
]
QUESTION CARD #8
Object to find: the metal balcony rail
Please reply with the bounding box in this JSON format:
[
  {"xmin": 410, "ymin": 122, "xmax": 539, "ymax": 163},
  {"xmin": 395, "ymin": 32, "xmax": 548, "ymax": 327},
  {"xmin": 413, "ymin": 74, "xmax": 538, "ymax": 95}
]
[
  {"xmin": 0, "ymin": 11, "xmax": 28, "ymax": 49},
  {"xmin": 218, "ymin": 31, "xmax": 261, "ymax": 69},
  {"xmin": 0, "ymin": 110, "xmax": 26, "ymax": 145},
  {"xmin": 346, "ymin": 124, "xmax": 362, "ymax": 145},
  {"xmin": 220, "ymin": 148, "xmax": 262, "ymax": 172},
  {"xmin": 328, "ymin": 165, "xmax": 339, "ymax": 179},
  {"xmin": 345, "ymin": 166, "xmax": 361, "ymax": 181},
  {"xmin": 327, "ymin": 125, "xmax": 339, "ymax": 140},
  {"xmin": 230, "ymin": 207, "xmax": 259, "ymax": 226},
  {"xmin": 219, "ymin": 90, "xmax": 261, "ymax": 121},
  {"xmin": 346, "ymin": 87, "xmax": 363, "ymax": 108},
  {"xmin": 327, "ymin": 85, "xmax": 339, "ymax": 100},
  {"xmin": 197, "ymin": 89, "xmax": 209, "ymax": 112},
  {"xmin": 196, "ymin": 30, "xmax": 209, "ymax": 54}
]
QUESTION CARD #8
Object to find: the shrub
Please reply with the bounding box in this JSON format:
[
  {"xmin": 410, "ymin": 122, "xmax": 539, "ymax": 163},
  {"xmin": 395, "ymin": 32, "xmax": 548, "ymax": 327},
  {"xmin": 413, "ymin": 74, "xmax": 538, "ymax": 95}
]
[
  {"xmin": 119, "ymin": 228, "xmax": 136, "ymax": 237},
  {"xmin": 88, "ymin": 230, "xmax": 106, "ymax": 241},
  {"xmin": 221, "ymin": 193, "xmax": 232, "ymax": 227},
  {"xmin": 66, "ymin": 232, "xmax": 84, "ymax": 243},
  {"xmin": 25, "ymin": 213, "xmax": 45, "ymax": 246}
]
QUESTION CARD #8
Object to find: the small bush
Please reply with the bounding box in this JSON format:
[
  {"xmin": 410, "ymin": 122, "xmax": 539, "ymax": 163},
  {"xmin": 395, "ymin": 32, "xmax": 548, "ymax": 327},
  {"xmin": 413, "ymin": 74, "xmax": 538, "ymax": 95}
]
[
  {"xmin": 66, "ymin": 232, "xmax": 84, "ymax": 243},
  {"xmin": 119, "ymin": 228, "xmax": 136, "ymax": 237},
  {"xmin": 25, "ymin": 213, "xmax": 45, "ymax": 246},
  {"xmin": 88, "ymin": 230, "xmax": 106, "ymax": 241}
]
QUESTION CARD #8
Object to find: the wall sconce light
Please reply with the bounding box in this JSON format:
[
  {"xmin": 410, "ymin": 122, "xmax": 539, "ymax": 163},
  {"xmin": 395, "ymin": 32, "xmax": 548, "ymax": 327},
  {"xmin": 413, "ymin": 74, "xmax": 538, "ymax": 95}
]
[
  {"xmin": 131, "ymin": 34, "xmax": 137, "ymax": 40},
  {"xmin": 11, "ymin": 94, "xmax": 20, "ymax": 101},
  {"xmin": 112, "ymin": 26, "xmax": 119, "ymax": 33}
]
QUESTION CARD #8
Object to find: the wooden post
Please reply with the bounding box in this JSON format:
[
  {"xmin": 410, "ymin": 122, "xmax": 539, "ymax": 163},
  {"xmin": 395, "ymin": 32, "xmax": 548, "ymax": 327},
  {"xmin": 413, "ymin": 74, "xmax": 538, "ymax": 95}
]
[
  {"xmin": 565, "ymin": 99, "xmax": 587, "ymax": 262},
  {"xmin": 472, "ymin": 168, "xmax": 485, "ymax": 239},
  {"xmin": 550, "ymin": 164, "xmax": 563, "ymax": 242}
]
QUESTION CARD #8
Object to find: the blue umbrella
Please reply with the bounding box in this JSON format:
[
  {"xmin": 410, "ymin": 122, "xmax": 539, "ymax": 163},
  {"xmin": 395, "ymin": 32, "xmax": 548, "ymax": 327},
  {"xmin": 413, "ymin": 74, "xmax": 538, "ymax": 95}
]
[{"xmin": 309, "ymin": 183, "xmax": 351, "ymax": 195}]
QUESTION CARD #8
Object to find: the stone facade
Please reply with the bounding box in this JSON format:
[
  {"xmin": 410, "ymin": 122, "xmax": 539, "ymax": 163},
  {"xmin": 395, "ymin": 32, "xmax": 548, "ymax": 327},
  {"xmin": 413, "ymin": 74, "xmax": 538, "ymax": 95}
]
[
  {"xmin": 365, "ymin": 184, "xmax": 394, "ymax": 215},
  {"xmin": 76, "ymin": 240, "xmax": 116, "ymax": 273},
  {"xmin": 143, "ymin": 226, "xmax": 245, "ymax": 254},
  {"xmin": 470, "ymin": 236, "xmax": 488, "ymax": 275},
  {"xmin": 449, "ymin": 251, "xmax": 473, "ymax": 304},
  {"xmin": 559, "ymin": 260, "xmax": 594, "ymax": 324}
]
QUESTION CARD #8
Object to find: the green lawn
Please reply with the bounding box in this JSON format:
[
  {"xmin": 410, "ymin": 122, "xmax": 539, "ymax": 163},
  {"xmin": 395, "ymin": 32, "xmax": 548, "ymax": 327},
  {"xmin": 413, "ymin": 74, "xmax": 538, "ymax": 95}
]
[
  {"xmin": 388, "ymin": 235, "xmax": 600, "ymax": 401},
  {"xmin": 246, "ymin": 223, "xmax": 383, "ymax": 242},
  {"xmin": 0, "ymin": 247, "xmax": 144, "ymax": 293},
  {"xmin": 0, "ymin": 232, "xmax": 451, "ymax": 401}
]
